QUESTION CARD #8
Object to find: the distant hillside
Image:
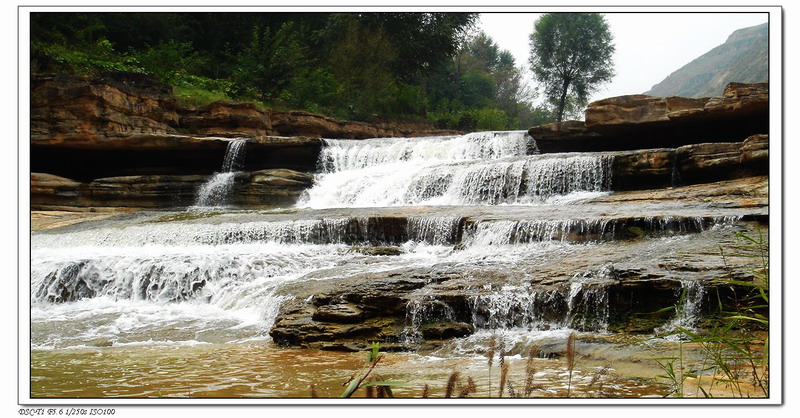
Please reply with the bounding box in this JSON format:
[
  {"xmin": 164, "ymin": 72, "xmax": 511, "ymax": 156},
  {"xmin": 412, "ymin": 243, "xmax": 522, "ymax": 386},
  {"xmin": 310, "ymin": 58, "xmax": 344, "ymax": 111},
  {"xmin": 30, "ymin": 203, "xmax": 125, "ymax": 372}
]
[{"xmin": 644, "ymin": 23, "xmax": 768, "ymax": 98}]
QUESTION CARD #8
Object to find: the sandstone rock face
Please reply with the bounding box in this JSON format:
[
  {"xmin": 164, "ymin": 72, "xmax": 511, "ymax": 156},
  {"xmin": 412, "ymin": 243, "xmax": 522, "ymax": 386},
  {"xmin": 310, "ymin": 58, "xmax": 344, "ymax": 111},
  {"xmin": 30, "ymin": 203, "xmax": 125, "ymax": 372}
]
[
  {"xmin": 585, "ymin": 95, "xmax": 710, "ymax": 129},
  {"xmin": 527, "ymin": 120, "xmax": 604, "ymax": 153},
  {"xmin": 178, "ymin": 102, "xmax": 271, "ymax": 138},
  {"xmin": 31, "ymin": 74, "xmax": 179, "ymax": 146},
  {"xmin": 271, "ymin": 110, "xmax": 458, "ymax": 139},
  {"xmin": 526, "ymin": 82, "xmax": 768, "ymax": 153},
  {"xmin": 585, "ymin": 82, "xmax": 767, "ymax": 132},
  {"xmin": 740, "ymin": 134, "xmax": 769, "ymax": 163},
  {"xmin": 607, "ymin": 135, "xmax": 768, "ymax": 190}
]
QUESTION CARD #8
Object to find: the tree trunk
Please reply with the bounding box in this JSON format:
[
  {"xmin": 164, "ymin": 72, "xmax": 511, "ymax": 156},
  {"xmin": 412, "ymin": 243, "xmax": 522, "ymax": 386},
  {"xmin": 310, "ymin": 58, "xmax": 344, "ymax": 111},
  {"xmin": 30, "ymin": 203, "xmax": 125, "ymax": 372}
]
[{"xmin": 556, "ymin": 78, "xmax": 571, "ymax": 122}]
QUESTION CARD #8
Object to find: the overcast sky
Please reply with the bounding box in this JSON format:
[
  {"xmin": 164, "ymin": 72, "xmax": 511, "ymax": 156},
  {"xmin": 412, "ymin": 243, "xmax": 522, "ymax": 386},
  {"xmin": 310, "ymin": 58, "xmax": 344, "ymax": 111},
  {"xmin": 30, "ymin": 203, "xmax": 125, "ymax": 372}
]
[{"xmin": 479, "ymin": 12, "xmax": 769, "ymax": 103}]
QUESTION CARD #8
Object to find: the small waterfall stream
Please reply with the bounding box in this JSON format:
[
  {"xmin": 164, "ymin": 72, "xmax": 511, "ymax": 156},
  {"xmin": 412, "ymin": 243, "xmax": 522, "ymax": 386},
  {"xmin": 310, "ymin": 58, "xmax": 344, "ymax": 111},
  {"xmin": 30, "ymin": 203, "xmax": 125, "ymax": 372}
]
[{"xmin": 194, "ymin": 139, "xmax": 248, "ymax": 208}]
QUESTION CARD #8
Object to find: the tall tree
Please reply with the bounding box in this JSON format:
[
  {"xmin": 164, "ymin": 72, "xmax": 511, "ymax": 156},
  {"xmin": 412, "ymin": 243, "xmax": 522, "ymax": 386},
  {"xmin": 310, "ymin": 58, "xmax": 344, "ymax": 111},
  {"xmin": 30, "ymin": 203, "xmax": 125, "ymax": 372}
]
[{"xmin": 528, "ymin": 13, "xmax": 615, "ymax": 122}]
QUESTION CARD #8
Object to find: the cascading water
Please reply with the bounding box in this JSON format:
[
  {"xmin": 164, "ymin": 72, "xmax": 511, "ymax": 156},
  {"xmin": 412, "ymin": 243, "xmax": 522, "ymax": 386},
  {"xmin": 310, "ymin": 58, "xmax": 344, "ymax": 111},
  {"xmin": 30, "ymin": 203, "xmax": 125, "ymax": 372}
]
[
  {"xmin": 194, "ymin": 139, "xmax": 248, "ymax": 208},
  {"xmin": 299, "ymin": 131, "xmax": 614, "ymax": 208},
  {"xmin": 30, "ymin": 128, "xmax": 766, "ymax": 397}
]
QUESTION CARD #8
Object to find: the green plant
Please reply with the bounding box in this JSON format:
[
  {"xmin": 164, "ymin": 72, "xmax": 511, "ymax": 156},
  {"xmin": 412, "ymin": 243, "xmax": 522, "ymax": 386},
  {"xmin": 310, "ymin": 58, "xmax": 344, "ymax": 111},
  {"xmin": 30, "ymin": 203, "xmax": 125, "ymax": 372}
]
[
  {"xmin": 654, "ymin": 230, "xmax": 769, "ymax": 398},
  {"xmin": 340, "ymin": 343, "xmax": 407, "ymax": 398}
]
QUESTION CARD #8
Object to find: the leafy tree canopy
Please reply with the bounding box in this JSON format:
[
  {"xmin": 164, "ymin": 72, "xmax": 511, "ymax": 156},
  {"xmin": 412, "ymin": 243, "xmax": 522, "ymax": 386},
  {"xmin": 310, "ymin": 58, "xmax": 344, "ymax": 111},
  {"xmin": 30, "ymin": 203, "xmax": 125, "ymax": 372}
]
[
  {"xmin": 30, "ymin": 12, "xmax": 553, "ymax": 130},
  {"xmin": 528, "ymin": 13, "xmax": 615, "ymax": 122}
]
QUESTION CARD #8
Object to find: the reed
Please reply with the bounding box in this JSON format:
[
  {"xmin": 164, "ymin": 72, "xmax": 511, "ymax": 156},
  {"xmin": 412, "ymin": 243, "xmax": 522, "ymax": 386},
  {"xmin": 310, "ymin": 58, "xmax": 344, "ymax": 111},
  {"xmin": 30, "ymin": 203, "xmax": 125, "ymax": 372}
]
[
  {"xmin": 445, "ymin": 371, "xmax": 460, "ymax": 398},
  {"xmin": 486, "ymin": 335, "xmax": 497, "ymax": 397},
  {"xmin": 566, "ymin": 332, "xmax": 576, "ymax": 397},
  {"xmin": 654, "ymin": 230, "xmax": 769, "ymax": 398},
  {"xmin": 340, "ymin": 342, "xmax": 406, "ymax": 398},
  {"xmin": 458, "ymin": 376, "xmax": 477, "ymax": 398},
  {"xmin": 524, "ymin": 345, "xmax": 540, "ymax": 397},
  {"xmin": 499, "ymin": 362, "xmax": 509, "ymax": 398}
]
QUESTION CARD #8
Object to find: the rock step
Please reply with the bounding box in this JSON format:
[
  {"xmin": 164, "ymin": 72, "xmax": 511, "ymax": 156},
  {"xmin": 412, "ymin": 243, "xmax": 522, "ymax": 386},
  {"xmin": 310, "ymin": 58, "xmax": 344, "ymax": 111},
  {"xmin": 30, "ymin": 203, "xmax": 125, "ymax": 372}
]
[
  {"xmin": 529, "ymin": 82, "xmax": 768, "ymax": 154},
  {"xmin": 30, "ymin": 135, "xmax": 768, "ymax": 209},
  {"xmin": 30, "ymin": 169, "xmax": 313, "ymax": 209},
  {"xmin": 270, "ymin": 262, "xmax": 765, "ymax": 350}
]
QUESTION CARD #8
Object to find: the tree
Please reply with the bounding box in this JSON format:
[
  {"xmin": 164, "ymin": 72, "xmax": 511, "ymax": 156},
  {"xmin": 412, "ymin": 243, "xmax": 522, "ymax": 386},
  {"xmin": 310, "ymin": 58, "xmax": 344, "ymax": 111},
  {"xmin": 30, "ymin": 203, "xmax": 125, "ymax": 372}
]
[{"xmin": 528, "ymin": 13, "xmax": 615, "ymax": 122}]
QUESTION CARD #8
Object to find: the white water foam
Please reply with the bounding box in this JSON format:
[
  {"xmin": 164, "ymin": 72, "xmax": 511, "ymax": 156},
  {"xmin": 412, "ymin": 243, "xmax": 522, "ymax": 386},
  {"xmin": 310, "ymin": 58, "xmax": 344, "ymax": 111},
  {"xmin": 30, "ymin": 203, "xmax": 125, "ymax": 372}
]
[{"xmin": 301, "ymin": 152, "xmax": 614, "ymax": 208}]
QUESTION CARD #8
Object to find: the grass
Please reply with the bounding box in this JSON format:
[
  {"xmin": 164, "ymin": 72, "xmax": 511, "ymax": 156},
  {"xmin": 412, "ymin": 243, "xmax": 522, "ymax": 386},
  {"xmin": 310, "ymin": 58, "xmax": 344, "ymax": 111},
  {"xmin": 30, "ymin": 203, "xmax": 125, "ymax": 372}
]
[{"xmin": 653, "ymin": 230, "xmax": 769, "ymax": 398}]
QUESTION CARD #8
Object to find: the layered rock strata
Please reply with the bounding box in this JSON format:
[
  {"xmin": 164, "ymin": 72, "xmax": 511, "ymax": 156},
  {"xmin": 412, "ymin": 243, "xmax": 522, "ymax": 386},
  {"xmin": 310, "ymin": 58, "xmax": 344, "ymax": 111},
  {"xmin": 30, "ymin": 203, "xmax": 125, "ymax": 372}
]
[
  {"xmin": 30, "ymin": 73, "xmax": 455, "ymax": 207},
  {"xmin": 530, "ymin": 82, "xmax": 768, "ymax": 153}
]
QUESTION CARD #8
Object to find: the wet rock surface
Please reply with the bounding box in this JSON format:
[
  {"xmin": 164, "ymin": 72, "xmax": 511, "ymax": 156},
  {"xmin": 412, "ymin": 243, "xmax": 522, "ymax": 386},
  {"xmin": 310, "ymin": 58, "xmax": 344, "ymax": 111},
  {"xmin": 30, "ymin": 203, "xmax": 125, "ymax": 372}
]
[{"xmin": 267, "ymin": 219, "xmax": 766, "ymax": 348}]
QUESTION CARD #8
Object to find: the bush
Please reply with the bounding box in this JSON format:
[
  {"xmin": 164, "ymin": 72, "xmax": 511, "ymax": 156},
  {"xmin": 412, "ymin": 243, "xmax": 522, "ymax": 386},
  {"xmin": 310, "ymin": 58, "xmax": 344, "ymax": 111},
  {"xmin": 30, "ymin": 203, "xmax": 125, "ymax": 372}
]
[
  {"xmin": 32, "ymin": 39, "xmax": 144, "ymax": 76},
  {"xmin": 132, "ymin": 40, "xmax": 206, "ymax": 85}
]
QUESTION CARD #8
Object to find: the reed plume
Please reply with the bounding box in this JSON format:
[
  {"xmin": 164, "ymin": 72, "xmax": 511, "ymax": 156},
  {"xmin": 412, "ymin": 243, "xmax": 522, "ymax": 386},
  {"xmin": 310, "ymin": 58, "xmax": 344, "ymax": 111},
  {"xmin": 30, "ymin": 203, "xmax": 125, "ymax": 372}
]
[
  {"xmin": 458, "ymin": 376, "xmax": 477, "ymax": 398},
  {"xmin": 507, "ymin": 380, "xmax": 517, "ymax": 398},
  {"xmin": 589, "ymin": 366, "xmax": 610, "ymax": 397},
  {"xmin": 524, "ymin": 345, "xmax": 539, "ymax": 397},
  {"xmin": 487, "ymin": 335, "xmax": 497, "ymax": 397},
  {"xmin": 309, "ymin": 384, "xmax": 318, "ymax": 398},
  {"xmin": 566, "ymin": 332, "xmax": 576, "ymax": 397},
  {"xmin": 499, "ymin": 362, "xmax": 509, "ymax": 398},
  {"xmin": 422, "ymin": 384, "xmax": 430, "ymax": 398},
  {"xmin": 487, "ymin": 336, "xmax": 497, "ymax": 367},
  {"xmin": 445, "ymin": 371, "xmax": 461, "ymax": 398}
]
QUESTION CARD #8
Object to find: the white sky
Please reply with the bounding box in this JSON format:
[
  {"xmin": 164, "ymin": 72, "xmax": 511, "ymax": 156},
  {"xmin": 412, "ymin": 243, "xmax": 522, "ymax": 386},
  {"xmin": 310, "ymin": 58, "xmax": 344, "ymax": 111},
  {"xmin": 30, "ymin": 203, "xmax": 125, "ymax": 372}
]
[{"xmin": 479, "ymin": 12, "xmax": 769, "ymax": 102}]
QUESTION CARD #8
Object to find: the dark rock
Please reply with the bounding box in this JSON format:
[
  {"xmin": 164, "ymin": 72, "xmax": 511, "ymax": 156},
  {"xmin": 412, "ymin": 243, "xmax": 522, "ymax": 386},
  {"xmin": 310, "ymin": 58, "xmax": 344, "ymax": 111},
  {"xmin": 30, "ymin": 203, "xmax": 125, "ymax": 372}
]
[
  {"xmin": 30, "ymin": 169, "xmax": 314, "ymax": 209},
  {"xmin": 526, "ymin": 120, "xmax": 603, "ymax": 153},
  {"xmin": 420, "ymin": 321, "xmax": 475, "ymax": 339}
]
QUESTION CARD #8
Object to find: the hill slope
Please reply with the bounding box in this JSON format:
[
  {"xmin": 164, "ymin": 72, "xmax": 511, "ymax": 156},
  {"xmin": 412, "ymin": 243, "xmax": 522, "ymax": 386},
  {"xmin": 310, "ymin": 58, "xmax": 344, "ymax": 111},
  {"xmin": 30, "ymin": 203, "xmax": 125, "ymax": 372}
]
[{"xmin": 644, "ymin": 23, "xmax": 768, "ymax": 98}]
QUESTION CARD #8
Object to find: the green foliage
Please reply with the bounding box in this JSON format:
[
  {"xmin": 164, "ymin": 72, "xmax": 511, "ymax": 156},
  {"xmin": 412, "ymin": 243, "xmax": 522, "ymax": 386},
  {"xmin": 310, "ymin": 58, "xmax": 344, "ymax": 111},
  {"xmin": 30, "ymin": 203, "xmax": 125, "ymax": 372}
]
[
  {"xmin": 231, "ymin": 21, "xmax": 309, "ymax": 102},
  {"xmin": 278, "ymin": 68, "xmax": 341, "ymax": 115},
  {"xmin": 32, "ymin": 39, "xmax": 144, "ymax": 76},
  {"xmin": 654, "ymin": 230, "xmax": 769, "ymax": 398},
  {"xmin": 30, "ymin": 12, "xmax": 501, "ymax": 126},
  {"xmin": 529, "ymin": 13, "xmax": 615, "ymax": 122},
  {"xmin": 339, "ymin": 343, "xmax": 406, "ymax": 398},
  {"xmin": 328, "ymin": 21, "xmax": 397, "ymax": 119},
  {"xmin": 131, "ymin": 40, "xmax": 206, "ymax": 85}
]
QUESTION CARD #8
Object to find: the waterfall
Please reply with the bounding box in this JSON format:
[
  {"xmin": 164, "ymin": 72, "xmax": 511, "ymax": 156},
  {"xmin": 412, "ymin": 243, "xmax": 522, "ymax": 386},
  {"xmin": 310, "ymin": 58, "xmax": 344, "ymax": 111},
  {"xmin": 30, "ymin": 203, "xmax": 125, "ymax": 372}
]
[
  {"xmin": 466, "ymin": 281, "xmax": 611, "ymax": 332},
  {"xmin": 655, "ymin": 279, "xmax": 707, "ymax": 337},
  {"xmin": 317, "ymin": 131, "xmax": 532, "ymax": 172},
  {"xmin": 194, "ymin": 139, "xmax": 248, "ymax": 208},
  {"xmin": 31, "ymin": 125, "xmax": 760, "ymax": 365},
  {"xmin": 301, "ymin": 130, "xmax": 611, "ymax": 208},
  {"xmin": 301, "ymin": 149, "xmax": 615, "ymax": 208}
]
